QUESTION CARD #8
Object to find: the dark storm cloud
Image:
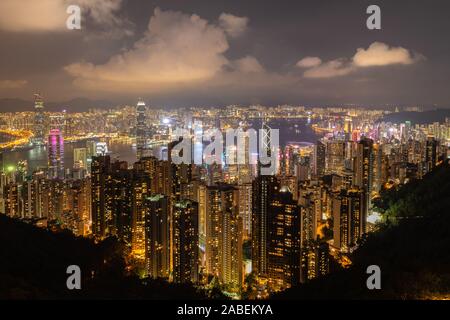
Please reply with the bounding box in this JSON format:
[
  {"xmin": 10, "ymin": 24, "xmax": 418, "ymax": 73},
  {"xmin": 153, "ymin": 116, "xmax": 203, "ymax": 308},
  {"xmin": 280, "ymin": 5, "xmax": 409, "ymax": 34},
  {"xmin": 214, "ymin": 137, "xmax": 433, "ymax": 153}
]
[{"xmin": 0, "ymin": 0, "xmax": 449, "ymax": 108}]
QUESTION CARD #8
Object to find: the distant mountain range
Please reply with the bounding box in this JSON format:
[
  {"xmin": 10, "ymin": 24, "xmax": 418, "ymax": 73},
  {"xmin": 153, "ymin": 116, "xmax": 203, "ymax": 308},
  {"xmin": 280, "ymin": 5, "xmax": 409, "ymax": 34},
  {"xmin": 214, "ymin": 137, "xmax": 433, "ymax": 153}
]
[
  {"xmin": 379, "ymin": 109, "xmax": 450, "ymax": 124},
  {"xmin": 0, "ymin": 98, "xmax": 115, "ymax": 113}
]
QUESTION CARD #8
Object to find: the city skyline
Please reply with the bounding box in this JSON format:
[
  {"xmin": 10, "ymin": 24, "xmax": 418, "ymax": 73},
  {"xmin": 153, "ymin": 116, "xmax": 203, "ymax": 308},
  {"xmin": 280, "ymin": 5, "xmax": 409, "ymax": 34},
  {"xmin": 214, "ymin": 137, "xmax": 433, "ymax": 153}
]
[
  {"xmin": 1, "ymin": 0, "xmax": 450, "ymax": 107},
  {"xmin": 0, "ymin": 0, "xmax": 449, "ymax": 304}
]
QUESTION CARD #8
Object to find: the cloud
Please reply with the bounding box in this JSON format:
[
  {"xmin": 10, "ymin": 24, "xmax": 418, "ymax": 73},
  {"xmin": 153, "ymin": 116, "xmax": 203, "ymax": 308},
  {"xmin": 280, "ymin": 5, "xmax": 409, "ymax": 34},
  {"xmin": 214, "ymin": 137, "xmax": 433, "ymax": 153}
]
[
  {"xmin": 0, "ymin": 0, "xmax": 126, "ymax": 33},
  {"xmin": 303, "ymin": 59, "xmax": 354, "ymax": 78},
  {"xmin": 0, "ymin": 80, "xmax": 28, "ymax": 89},
  {"xmin": 218, "ymin": 13, "xmax": 248, "ymax": 38},
  {"xmin": 65, "ymin": 8, "xmax": 231, "ymax": 91},
  {"xmin": 233, "ymin": 56, "xmax": 264, "ymax": 73},
  {"xmin": 65, "ymin": 8, "xmax": 260, "ymax": 93},
  {"xmin": 353, "ymin": 42, "xmax": 421, "ymax": 67},
  {"xmin": 296, "ymin": 57, "xmax": 322, "ymax": 68},
  {"xmin": 298, "ymin": 42, "xmax": 423, "ymax": 79}
]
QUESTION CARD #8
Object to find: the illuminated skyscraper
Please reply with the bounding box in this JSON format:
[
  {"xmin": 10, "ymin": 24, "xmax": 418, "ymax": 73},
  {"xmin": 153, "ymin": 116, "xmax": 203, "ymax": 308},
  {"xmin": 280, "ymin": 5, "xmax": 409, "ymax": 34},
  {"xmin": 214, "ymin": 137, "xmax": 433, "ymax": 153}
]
[
  {"xmin": 48, "ymin": 129, "xmax": 64, "ymax": 179},
  {"xmin": 203, "ymin": 184, "xmax": 242, "ymax": 290},
  {"xmin": 332, "ymin": 188, "xmax": 365, "ymax": 252},
  {"xmin": 136, "ymin": 99, "xmax": 148, "ymax": 160},
  {"xmin": 252, "ymin": 175, "xmax": 279, "ymax": 277},
  {"xmin": 32, "ymin": 93, "xmax": 45, "ymax": 146},
  {"xmin": 354, "ymin": 137, "xmax": 373, "ymax": 210},
  {"xmin": 91, "ymin": 155, "xmax": 112, "ymax": 238},
  {"xmin": 267, "ymin": 189, "xmax": 301, "ymax": 289},
  {"xmin": 73, "ymin": 148, "xmax": 88, "ymax": 169},
  {"xmin": 312, "ymin": 140, "xmax": 325, "ymax": 178},
  {"xmin": 145, "ymin": 194, "xmax": 170, "ymax": 279},
  {"xmin": 425, "ymin": 136, "xmax": 437, "ymax": 173},
  {"xmin": 238, "ymin": 183, "xmax": 252, "ymax": 240},
  {"xmin": 173, "ymin": 200, "xmax": 199, "ymax": 284},
  {"xmin": 131, "ymin": 172, "xmax": 151, "ymax": 261}
]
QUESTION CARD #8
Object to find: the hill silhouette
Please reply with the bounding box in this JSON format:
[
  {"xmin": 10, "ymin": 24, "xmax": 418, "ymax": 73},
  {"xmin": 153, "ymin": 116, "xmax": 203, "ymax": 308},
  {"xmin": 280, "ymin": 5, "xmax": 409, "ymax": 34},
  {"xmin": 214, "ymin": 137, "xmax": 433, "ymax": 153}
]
[
  {"xmin": 274, "ymin": 161, "xmax": 450, "ymax": 299},
  {"xmin": 0, "ymin": 215, "xmax": 206, "ymax": 299}
]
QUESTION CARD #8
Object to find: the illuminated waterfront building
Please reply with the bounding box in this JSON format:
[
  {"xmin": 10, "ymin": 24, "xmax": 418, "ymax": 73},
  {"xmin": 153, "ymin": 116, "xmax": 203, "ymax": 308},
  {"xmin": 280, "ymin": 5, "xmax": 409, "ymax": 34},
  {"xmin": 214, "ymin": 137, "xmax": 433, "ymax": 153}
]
[
  {"xmin": 47, "ymin": 129, "xmax": 64, "ymax": 179},
  {"xmin": 136, "ymin": 99, "xmax": 148, "ymax": 160},
  {"xmin": 73, "ymin": 148, "xmax": 88, "ymax": 170},
  {"xmin": 32, "ymin": 94, "xmax": 46, "ymax": 146}
]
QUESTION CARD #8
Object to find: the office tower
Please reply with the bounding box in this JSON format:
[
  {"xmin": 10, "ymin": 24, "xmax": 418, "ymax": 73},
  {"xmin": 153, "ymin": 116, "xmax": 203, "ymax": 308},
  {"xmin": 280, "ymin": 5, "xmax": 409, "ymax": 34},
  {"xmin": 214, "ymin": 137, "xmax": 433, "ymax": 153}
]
[
  {"xmin": 203, "ymin": 184, "xmax": 242, "ymax": 290},
  {"xmin": 136, "ymin": 99, "xmax": 147, "ymax": 160},
  {"xmin": 238, "ymin": 183, "xmax": 252, "ymax": 240},
  {"xmin": 326, "ymin": 140, "xmax": 345, "ymax": 174},
  {"xmin": 313, "ymin": 140, "xmax": 326, "ymax": 178},
  {"xmin": 425, "ymin": 136, "xmax": 437, "ymax": 173},
  {"xmin": 354, "ymin": 137, "xmax": 373, "ymax": 210},
  {"xmin": 73, "ymin": 148, "xmax": 88, "ymax": 169},
  {"xmin": 131, "ymin": 172, "xmax": 151, "ymax": 261},
  {"xmin": 173, "ymin": 200, "xmax": 199, "ymax": 284},
  {"xmin": 145, "ymin": 194, "xmax": 170, "ymax": 279},
  {"xmin": 252, "ymin": 175, "xmax": 280, "ymax": 277},
  {"xmin": 48, "ymin": 129, "xmax": 64, "ymax": 179},
  {"xmin": 332, "ymin": 188, "xmax": 366, "ymax": 252},
  {"xmin": 32, "ymin": 93, "xmax": 45, "ymax": 146},
  {"xmin": 267, "ymin": 189, "xmax": 301, "ymax": 289}
]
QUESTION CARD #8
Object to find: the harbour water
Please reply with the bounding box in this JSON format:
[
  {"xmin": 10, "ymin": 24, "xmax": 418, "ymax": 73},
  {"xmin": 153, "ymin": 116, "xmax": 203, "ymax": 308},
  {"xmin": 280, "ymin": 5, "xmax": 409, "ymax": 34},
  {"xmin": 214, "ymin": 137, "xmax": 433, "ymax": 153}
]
[{"xmin": 2, "ymin": 118, "xmax": 320, "ymax": 172}]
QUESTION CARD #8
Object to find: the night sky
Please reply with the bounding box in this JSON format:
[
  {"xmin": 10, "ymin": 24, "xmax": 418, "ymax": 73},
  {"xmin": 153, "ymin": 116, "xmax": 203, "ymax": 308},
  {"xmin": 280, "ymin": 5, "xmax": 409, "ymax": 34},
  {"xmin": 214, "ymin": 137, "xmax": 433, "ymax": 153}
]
[{"xmin": 0, "ymin": 0, "xmax": 449, "ymax": 108}]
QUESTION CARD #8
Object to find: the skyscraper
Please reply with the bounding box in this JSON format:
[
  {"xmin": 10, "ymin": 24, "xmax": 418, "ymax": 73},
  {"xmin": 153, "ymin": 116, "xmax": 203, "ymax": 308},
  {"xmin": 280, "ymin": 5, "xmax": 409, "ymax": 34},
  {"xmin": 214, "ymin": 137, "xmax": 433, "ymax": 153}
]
[
  {"xmin": 145, "ymin": 194, "xmax": 170, "ymax": 279},
  {"xmin": 332, "ymin": 188, "xmax": 366, "ymax": 252},
  {"xmin": 173, "ymin": 200, "xmax": 199, "ymax": 284},
  {"xmin": 136, "ymin": 99, "xmax": 147, "ymax": 160},
  {"xmin": 73, "ymin": 148, "xmax": 88, "ymax": 169},
  {"xmin": 354, "ymin": 137, "xmax": 373, "ymax": 210},
  {"xmin": 32, "ymin": 93, "xmax": 45, "ymax": 146},
  {"xmin": 203, "ymin": 183, "xmax": 242, "ymax": 290},
  {"xmin": 252, "ymin": 175, "xmax": 279, "ymax": 277},
  {"xmin": 313, "ymin": 140, "xmax": 326, "ymax": 178},
  {"xmin": 267, "ymin": 189, "xmax": 301, "ymax": 289},
  {"xmin": 91, "ymin": 155, "xmax": 112, "ymax": 238},
  {"xmin": 425, "ymin": 136, "xmax": 437, "ymax": 173},
  {"xmin": 47, "ymin": 129, "xmax": 64, "ymax": 179}
]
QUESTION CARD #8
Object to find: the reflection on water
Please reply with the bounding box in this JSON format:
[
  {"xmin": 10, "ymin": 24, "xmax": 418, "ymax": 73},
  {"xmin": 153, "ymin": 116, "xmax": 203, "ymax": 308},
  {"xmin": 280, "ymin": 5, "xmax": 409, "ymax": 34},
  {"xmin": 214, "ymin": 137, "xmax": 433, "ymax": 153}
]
[
  {"xmin": 3, "ymin": 141, "xmax": 137, "ymax": 173},
  {"xmin": 2, "ymin": 119, "xmax": 319, "ymax": 172}
]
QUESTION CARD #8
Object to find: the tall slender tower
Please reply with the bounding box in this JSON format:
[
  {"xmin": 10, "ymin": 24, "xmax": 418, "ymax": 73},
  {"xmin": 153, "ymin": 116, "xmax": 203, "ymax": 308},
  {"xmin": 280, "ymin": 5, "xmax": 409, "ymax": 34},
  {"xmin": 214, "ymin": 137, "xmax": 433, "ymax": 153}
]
[
  {"xmin": 47, "ymin": 129, "xmax": 64, "ymax": 179},
  {"xmin": 136, "ymin": 99, "xmax": 147, "ymax": 160},
  {"xmin": 33, "ymin": 93, "xmax": 45, "ymax": 146}
]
